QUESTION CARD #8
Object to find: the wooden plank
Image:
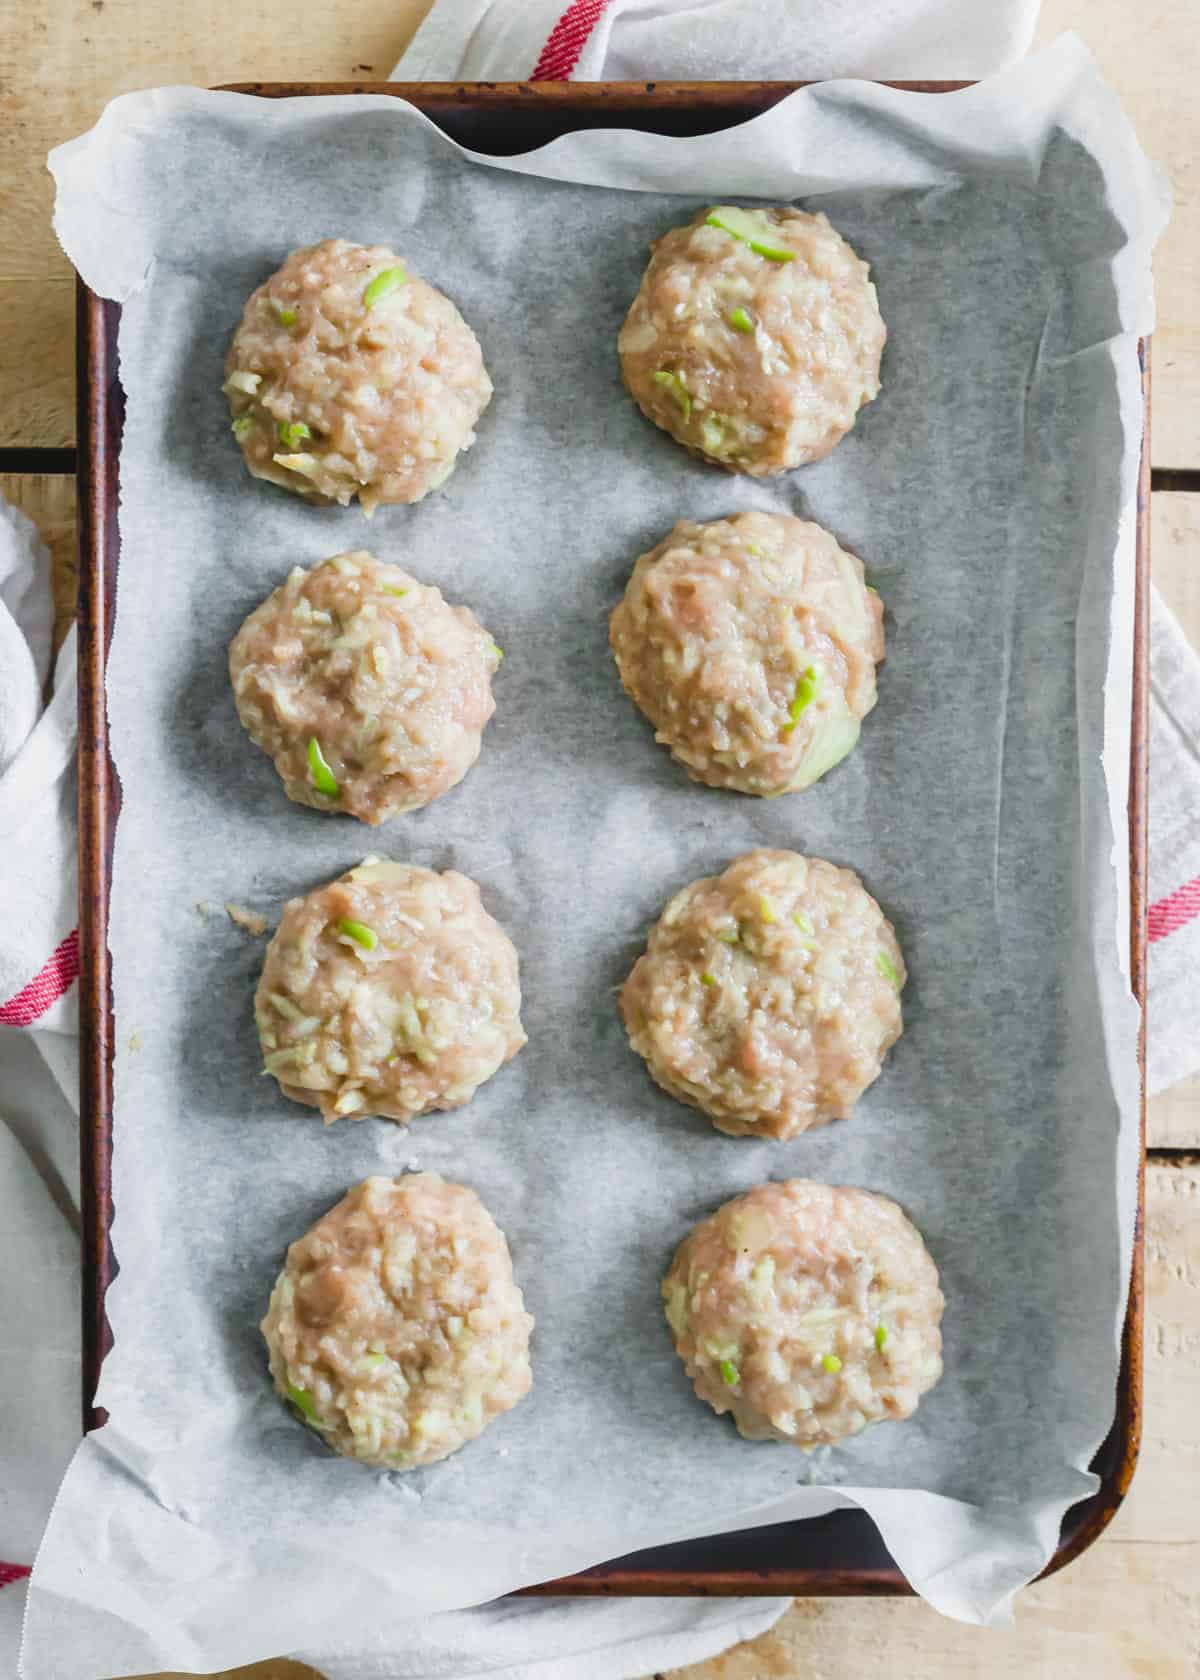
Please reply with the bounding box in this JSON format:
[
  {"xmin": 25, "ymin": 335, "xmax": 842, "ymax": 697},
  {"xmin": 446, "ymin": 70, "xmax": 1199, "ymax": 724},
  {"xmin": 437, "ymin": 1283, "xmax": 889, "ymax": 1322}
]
[
  {"xmin": 1153, "ymin": 491, "xmax": 1200, "ymax": 650},
  {"xmin": 0, "ymin": 279, "xmax": 75, "ymax": 448},
  {"xmin": 0, "ymin": 0, "xmax": 435, "ymax": 446},
  {"xmin": 1152, "ymin": 1076, "xmax": 1200, "ymax": 1151},
  {"xmin": 1036, "ymin": 1, "xmax": 1199, "ymax": 468},
  {"xmin": 0, "ymin": 0, "xmax": 434, "ymax": 276},
  {"xmin": 0, "ymin": 0, "xmax": 1193, "ymax": 453}
]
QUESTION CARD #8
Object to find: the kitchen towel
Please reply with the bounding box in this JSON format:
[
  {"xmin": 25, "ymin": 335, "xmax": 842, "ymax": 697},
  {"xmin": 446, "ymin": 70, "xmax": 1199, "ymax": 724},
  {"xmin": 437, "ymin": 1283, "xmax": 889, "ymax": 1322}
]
[
  {"xmin": 0, "ymin": 501, "xmax": 83, "ymax": 1671},
  {"xmin": 395, "ymin": 0, "xmax": 1044, "ymax": 84},
  {"xmin": 1147, "ymin": 586, "xmax": 1200, "ymax": 1093}
]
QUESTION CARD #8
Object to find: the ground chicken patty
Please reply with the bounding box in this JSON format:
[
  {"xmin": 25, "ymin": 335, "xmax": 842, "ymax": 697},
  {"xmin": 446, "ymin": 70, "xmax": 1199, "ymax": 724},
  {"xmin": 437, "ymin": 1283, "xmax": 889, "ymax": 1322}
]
[
  {"xmin": 229, "ymin": 551, "xmax": 501, "ymax": 825},
  {"xmin": 663, "ymin": 1180, "xmax": 943, "ymax": 1449},
  {"xmin": 225, "ymin": 239, "xmax": 492, "ymax": 511},
  {"xmin": 257, "ymin": 860, "xmax": 525, "ymax": 1124},
  {"xmin": 621, "ymin": 850, "xmax": 904, "ymax": 1139},
  {"xmin": 609, "ymin": 512, "xmax": 883, "ymax": 796},
  {"xmin": 619, "ymin": 205, "xmax": 885, "ymax": 475},
  {"xmin": 262, "ymin": 1174, "xmax": 533, "ymax": 1469}
]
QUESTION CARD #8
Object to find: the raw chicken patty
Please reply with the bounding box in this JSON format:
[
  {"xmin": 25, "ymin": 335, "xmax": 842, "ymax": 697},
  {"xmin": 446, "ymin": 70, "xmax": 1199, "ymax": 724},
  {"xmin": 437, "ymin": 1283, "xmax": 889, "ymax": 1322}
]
[
  {"xmin": 609, "ymin": 512, "xmax": 883, "ymax": 796},
  {"xmin": 229, "ymin": 550, "xmax": 501, "ymax": 825},
  {"xmin": 256, "ymin": 860, "xmax": 525, "ymax": 1124},
  {"xmin": 619, "ymin": 205, "xmax": 885, "ymax": 475},
  {"xmin": 621, "ymin": 849, "xmax": 904, "ymax": 1139},
  {"xmin": 663, "ymin": 1180, "xmax": 943, "ymax": 1449},
  {"xmin": 262, "ymin": 1174, "xmax": 533, "ymax": 1468},
  {"xmin": 225, "ymin": 238, "xmax": 492, "ymax": 511}
]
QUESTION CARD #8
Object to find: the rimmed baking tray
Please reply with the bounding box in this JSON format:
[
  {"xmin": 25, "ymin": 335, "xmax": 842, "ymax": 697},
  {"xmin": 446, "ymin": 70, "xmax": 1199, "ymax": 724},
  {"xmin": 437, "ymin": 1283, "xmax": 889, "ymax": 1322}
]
[{"xmin": 76, "ymin": 79, "xmax": 1148, "ymax": 1598}]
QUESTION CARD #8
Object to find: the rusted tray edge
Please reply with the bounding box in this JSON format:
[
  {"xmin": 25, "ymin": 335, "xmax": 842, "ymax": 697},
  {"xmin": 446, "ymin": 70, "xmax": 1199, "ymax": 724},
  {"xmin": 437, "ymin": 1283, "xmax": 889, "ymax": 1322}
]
[
  {"xmin": 77, "ymin": 279, "xmax": 121, "ymax": 1436},
  {"xmin": 75, "ymin": 80, "xmax": 1148, "ymax": 1599},
  {"xmin": 215, "ymin": 80, "xmax": 975, "ymax": 157},
  {"xmin": 221, "ymin": 79, "xmax": 974, "ymax": 97}
]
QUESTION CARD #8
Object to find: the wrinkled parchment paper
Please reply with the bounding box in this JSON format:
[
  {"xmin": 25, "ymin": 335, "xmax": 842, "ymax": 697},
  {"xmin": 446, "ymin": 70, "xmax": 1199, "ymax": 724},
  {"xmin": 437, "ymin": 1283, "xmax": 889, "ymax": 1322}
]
[{"xmin": 33, "ymin": 36, "xmax": 1163, "ymax": 1676}]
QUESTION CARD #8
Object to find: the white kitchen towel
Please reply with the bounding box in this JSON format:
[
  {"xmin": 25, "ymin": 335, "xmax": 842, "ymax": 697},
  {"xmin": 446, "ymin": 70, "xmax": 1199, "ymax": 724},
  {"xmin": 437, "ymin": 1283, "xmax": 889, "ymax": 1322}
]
[
  {"xmin": 0, "ymin": 501, "xmax": 82, "ymax": 1667},
  {"xmin": 0, "ymin": 1041, "xmax": 82, "ymax": 1669},
  {"xmin": 1, "ymin": 7, "xmax": 1194, "ymax": 1680},
  {"xmin": 1147, "ymin": 587, "xmax": 1200, "ymax": 1094},
  {"xmin": 395, "ymin": 0, "xmax": 1043, "ymax": 83},
  {"xmin": 0, "ymin": 501, "xmax": 78, "ymax": 1036}
]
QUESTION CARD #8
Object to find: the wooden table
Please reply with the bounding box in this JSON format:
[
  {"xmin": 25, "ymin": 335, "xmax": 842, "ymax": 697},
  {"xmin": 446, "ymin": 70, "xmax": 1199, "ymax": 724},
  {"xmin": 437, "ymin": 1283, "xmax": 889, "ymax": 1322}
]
[{"xmin": 2, "ymin": 1, "xmax": 1196, "ymax": 1674}]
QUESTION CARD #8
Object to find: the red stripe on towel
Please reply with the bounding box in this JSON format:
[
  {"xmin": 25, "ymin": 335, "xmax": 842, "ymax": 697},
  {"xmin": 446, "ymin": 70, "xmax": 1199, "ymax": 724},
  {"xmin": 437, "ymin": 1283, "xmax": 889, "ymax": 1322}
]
[
  {"xmin": 1148, "ymin": 875, "xmax": 1200, "ymax": 944},
  {"xmin": 0, "ymin": 928, "xmax": 79, "ymax": 1027},
  {"xmin": 531, "ymin": 0, "xmax": 613, "ymax": 79},
  {"xmin": 0, "ymin": 1562, "xmax": 31, "ymax": 1588}
]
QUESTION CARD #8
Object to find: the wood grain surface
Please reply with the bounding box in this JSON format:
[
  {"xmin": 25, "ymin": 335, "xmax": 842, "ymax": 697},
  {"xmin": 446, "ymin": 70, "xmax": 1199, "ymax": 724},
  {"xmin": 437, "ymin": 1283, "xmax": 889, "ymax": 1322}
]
[
  {"xmin": 1154, "ymin": 493, "xmax": 1200, "ymax": 648},
  {"xmin": 2, "ymin": 0, "xmax": 1198, "ymax": 1671},
  {"xmin": 0, "ymin": 0, "xmax": 434, "ymax": 448}
]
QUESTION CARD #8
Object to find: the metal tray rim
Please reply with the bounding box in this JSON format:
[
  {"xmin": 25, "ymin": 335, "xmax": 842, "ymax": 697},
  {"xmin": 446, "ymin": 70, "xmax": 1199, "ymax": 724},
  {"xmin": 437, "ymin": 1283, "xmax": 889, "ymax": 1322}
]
[{"xmin": 75, "ymin": 77, "xmax": 1148, "ymax": 1600}]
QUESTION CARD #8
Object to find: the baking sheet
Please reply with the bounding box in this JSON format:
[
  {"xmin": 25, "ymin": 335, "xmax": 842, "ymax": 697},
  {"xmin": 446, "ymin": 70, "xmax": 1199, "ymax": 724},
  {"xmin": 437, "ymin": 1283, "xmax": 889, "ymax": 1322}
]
[{"xmin": 34, "ymin": 35, "xmax": 1161, "ymax": 1676}]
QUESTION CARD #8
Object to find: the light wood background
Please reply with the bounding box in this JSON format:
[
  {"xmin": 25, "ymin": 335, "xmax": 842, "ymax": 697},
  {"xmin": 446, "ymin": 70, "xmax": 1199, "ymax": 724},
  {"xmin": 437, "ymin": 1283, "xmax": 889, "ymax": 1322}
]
[{"xmin": 1, "ymin": 0, "xmax": 1196, "ymax": 1674}]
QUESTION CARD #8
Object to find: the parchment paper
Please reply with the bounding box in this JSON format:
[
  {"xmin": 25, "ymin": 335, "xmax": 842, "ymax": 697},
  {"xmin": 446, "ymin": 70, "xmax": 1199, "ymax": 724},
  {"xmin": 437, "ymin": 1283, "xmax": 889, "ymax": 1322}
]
[{"xmin": 33, "ymin": 36, "xmax": 1163, "ymax": 1676}]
